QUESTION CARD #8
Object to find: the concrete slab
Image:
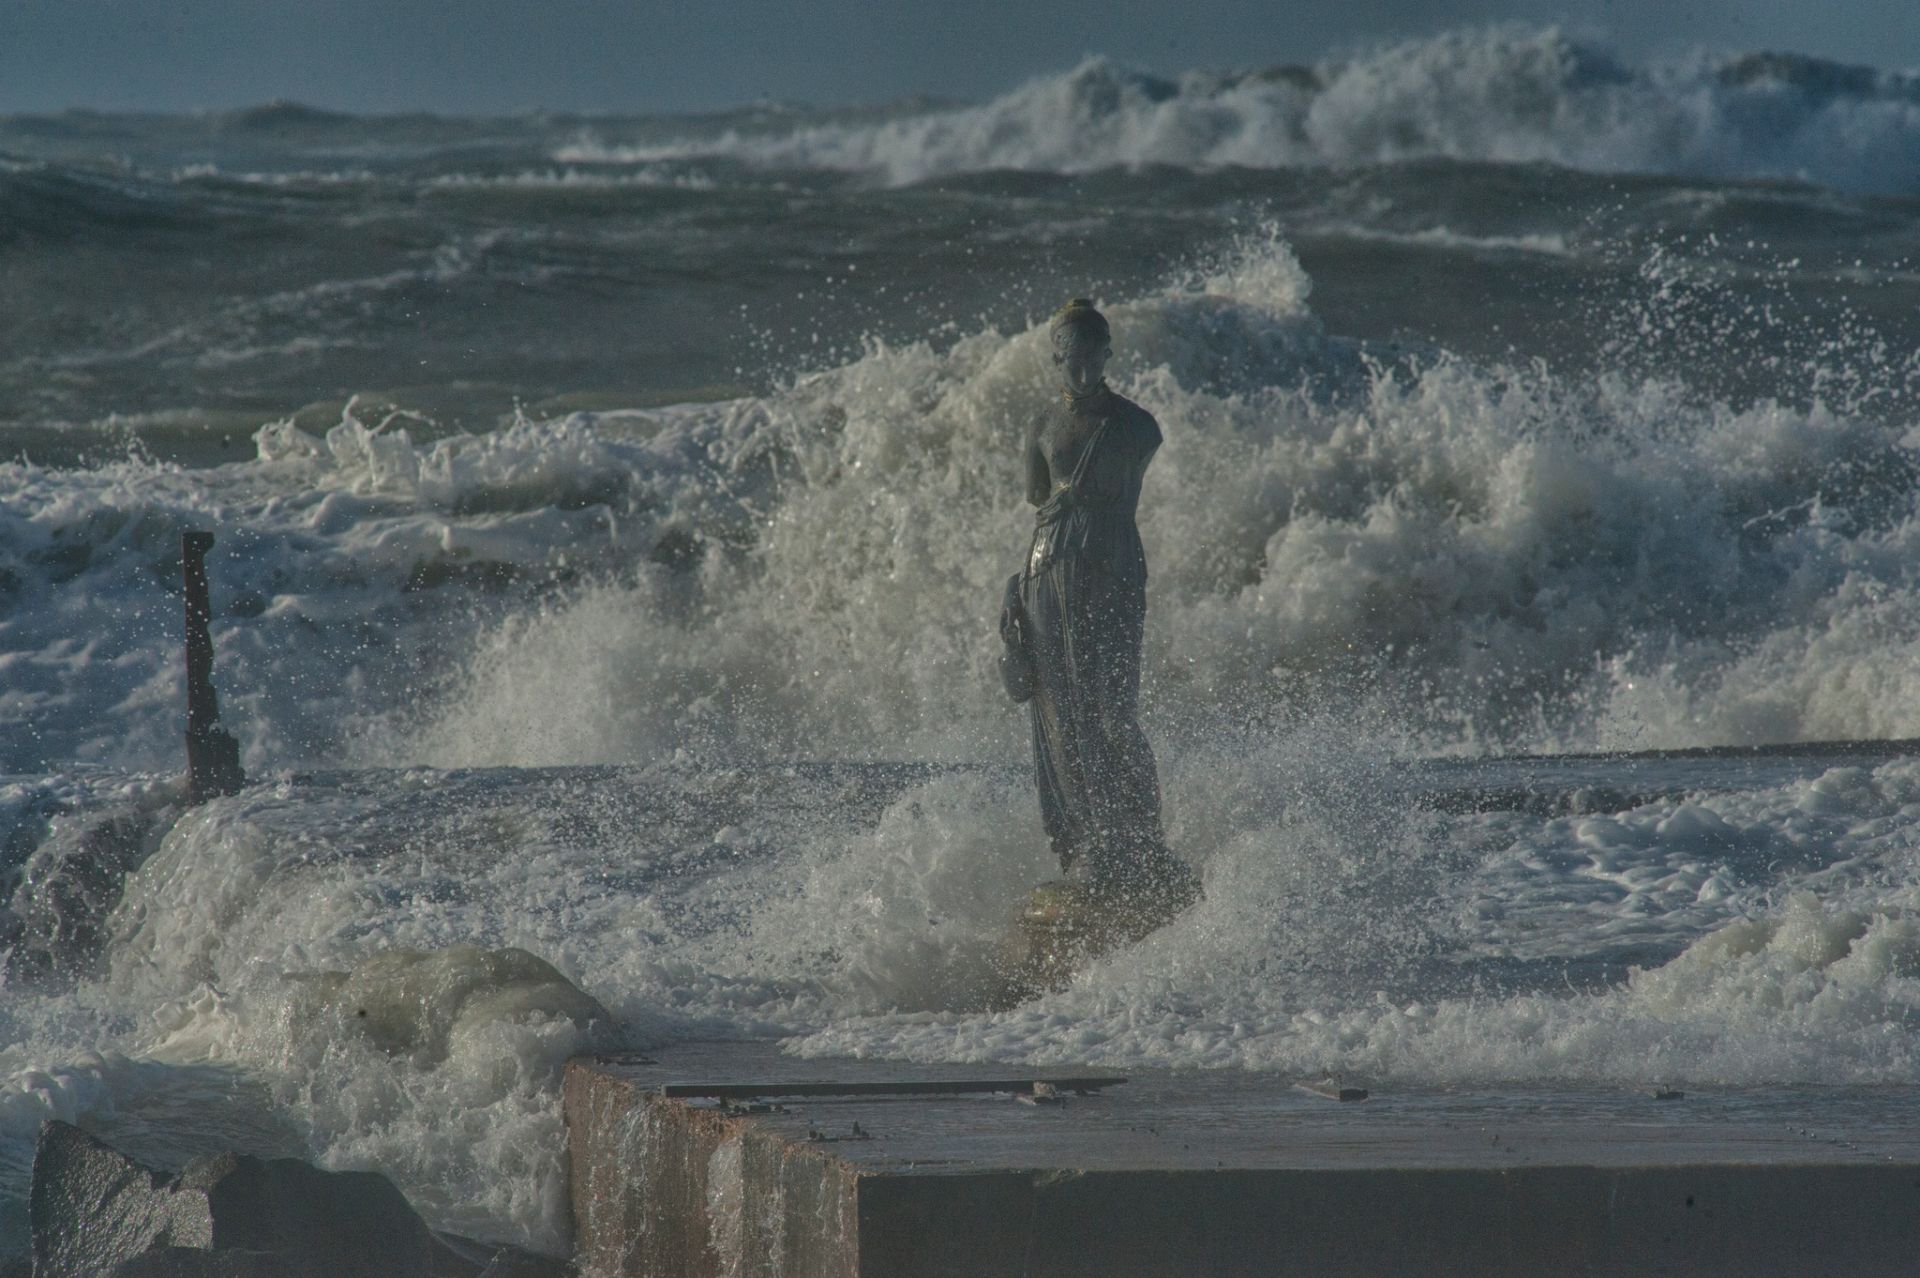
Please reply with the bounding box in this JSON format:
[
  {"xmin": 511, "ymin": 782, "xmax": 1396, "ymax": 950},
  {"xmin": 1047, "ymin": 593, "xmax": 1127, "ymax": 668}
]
[{"xmin": 564, "ymin": 1042, "xmax": 1920, "ymax": 1277}]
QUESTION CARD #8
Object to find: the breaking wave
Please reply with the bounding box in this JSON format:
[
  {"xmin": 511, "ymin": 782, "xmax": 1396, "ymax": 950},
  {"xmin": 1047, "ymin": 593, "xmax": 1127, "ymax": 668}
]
[
  {"xmin": 5, "ymin": 225, "xmax": 1919, "ymax": 773},
  {"xmin": 405, "ymin": 228, "xmax": 1920, "ymax": 766},
  {"xmin": 561, "ymin": 30, "xmax": 1920, "ymax": 192}
]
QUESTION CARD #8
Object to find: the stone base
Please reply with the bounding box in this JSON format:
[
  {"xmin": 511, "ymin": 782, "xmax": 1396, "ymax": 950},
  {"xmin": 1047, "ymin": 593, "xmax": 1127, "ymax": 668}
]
[{"xmin": 566, "ymin": 1043, "xmax": 1920, "ymax": 1278}]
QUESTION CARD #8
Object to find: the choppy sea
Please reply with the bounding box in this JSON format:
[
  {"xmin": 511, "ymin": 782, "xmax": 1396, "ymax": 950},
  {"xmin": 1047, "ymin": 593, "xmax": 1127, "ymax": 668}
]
[{"xmin": 6, "ymin": 27, "xmax": 1920, "ymax": 1259}]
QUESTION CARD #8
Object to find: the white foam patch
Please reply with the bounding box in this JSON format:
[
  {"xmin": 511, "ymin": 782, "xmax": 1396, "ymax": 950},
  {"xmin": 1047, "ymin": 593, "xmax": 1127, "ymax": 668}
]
[
  {"xmin": 728, "ymin": 770, "xmax": 1057, "ymax": 1013},
  {"xmin": 792, "ymin": 758, "xmax": 1920, "ymax": 1087},
  {"xmin": 6, "ymin": 796, "xmax": 623, "ymax": 1252}
]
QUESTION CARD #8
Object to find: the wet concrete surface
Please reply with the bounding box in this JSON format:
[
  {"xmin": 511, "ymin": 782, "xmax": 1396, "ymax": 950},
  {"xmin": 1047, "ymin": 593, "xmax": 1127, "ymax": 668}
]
[{"xmin": 566, "ymin": 1041, "xmax": 1920, "ymax": 1277}]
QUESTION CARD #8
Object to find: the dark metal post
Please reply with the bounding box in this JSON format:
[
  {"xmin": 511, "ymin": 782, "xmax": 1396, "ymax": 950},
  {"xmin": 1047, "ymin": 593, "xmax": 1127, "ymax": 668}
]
[{"xmin": 183, "ymin": 531, "xmax": 245, "ymax": 803}]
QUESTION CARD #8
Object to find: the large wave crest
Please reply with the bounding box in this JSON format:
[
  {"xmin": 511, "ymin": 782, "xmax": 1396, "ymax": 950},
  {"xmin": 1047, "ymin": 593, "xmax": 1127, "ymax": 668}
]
[{"xmin": 560, "ymin": 29, "xmax": 1920, "ymax": 192}]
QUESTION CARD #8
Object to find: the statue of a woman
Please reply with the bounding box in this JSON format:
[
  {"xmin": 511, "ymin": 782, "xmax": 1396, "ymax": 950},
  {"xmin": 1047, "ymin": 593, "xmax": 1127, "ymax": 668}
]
[{"xmin": 1015, "ymin": 299, "xmax": 1199, "ymax": 918}]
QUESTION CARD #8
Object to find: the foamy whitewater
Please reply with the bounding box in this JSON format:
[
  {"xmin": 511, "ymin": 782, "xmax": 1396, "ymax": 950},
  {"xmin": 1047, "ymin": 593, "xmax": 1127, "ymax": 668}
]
[{"xmin": 5, "ymin": 26, "xmax": 1920, "ymax": 1261}]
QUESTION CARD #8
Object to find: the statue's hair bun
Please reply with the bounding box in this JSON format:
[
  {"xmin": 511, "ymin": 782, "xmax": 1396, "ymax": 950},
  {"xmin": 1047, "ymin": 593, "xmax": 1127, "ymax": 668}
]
[{"xmin": 1049, "ymin": 298, "xmax": 1110, "ymax": 346}]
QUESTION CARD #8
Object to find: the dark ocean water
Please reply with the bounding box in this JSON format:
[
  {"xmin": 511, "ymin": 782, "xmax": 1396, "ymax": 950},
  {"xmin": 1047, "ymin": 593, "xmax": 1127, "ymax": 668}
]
[{"xmin": 4, "ymin": 31, "xmax": 1919, "ymax": 461}]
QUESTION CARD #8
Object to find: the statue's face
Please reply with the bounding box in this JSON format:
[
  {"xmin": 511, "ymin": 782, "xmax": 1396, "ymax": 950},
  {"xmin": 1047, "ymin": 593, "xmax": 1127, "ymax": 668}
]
[{"xmin": 1054, "ymin": 335, "xmax": 1110, "ymax": 396}]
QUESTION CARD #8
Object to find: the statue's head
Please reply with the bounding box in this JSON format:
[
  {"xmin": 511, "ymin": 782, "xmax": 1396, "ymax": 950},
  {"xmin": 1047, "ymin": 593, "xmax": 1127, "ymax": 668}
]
[{"xmin": 1049, "ymin": 299, "xmax": 1111, "ymax": 396}]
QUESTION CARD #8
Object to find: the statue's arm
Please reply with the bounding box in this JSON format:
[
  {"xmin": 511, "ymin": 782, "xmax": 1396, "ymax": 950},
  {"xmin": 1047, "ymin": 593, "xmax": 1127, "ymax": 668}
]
[
  {"xmin": 1025, "ymin": 432, "xmax": 1051, "ymax": 507},
  {"xmin": 1137, "ymin": 407, "xmax": 1164, "ymax": 467}
]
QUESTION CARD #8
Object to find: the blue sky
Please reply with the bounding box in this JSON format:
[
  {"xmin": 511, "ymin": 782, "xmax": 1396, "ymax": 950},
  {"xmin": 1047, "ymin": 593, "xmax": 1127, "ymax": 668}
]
[{"xmin": 1, "ymin": 0, "xmax": 1914, "ymax": 114}]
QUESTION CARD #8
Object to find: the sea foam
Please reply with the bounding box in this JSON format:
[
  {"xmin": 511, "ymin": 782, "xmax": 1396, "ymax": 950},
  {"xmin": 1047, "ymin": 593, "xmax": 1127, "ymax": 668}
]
[
  {"xmin": 3, "ymin": 227, "xmax": 1917, "ymax": 775},
  {"xmin": 399, "ymin": 229, "xmax": 1920, "ymax": 767}
]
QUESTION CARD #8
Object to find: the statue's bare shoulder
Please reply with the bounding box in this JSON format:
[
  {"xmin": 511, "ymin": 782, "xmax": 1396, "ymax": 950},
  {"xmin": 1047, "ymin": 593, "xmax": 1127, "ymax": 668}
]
[{"xmin": 1104, "ymin": 391, "xmax": 1163, "ymax": 458}]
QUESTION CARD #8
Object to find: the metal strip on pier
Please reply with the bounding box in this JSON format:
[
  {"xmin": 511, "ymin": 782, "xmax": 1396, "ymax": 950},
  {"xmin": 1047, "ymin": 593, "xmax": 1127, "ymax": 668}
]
[{"xmin": 657, "ymin": 1076, "xmax": 1125, "ymax": 1100}]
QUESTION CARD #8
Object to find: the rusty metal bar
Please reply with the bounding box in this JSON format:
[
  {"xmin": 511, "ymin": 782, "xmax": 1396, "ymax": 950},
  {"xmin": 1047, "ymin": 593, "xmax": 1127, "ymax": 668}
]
[
  {"xmin": 183, "ymin": 531, "xmax": 245, "ymax": 804},
  {"xmin": 657, "ymin": 1076, "xmax": 1125, "ymax": 1100}
]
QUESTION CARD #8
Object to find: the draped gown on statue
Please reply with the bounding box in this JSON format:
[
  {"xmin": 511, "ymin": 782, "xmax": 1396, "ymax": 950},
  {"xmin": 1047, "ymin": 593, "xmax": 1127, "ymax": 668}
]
[{"xmin": 1020, "ymin": 387, "xmax": 1191, "ymax": 898}]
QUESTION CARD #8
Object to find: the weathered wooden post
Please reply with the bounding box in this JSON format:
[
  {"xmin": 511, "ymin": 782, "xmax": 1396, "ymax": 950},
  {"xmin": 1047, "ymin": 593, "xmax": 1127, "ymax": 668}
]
[{"xmin": 182, "ymin": 531, "xmax": 245, "ymax": 804}]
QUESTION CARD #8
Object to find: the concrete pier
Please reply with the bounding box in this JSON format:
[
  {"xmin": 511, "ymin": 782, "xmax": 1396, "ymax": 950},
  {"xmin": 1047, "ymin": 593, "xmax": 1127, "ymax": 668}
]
[{"xmin": 565, "ymin": 1042, "xmax": 1920, "ymax": 1277}]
